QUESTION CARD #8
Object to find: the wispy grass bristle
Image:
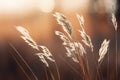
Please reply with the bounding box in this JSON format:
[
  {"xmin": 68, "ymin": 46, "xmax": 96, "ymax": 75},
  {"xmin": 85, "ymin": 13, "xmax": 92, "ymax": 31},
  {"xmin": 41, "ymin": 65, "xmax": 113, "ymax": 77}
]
[
  {"xmin": 16, "ymin": 26, "xmax": 39, "ymax": 51},
  {"xmin": 112, "ymin": 13, "xmax": 117, "ymax": 31},
  {"xmin": 77, "ymin": 14, "xmax": 93, "ymax": 52},
  {"xmin": 76, "ymin": 14, "xmax": 84, "ymax": 30},
  {"xmin": 55, "ymin": 30, "xmax": 71, "ymax": 44},
  {"xmin": 53, "ymin": 12, "xmax": 73, "ymax": 38},
  {"xmin": 55, "ymin": 30, "xmax": 79, "ymax": 63},
  {"xmin": 98, "ymin": 39, "xmax": 110, "ymax": 63},
  {"xmin": 74, "ymin": 42, "xmax": 86, "ymax": 56},
  {"xmin": 36, "ymin": 46, "xmax": 55, "ymax": 67},
  {"xmin": 16, "ymin": 26, "xmax": 55, "ymax": 67}
]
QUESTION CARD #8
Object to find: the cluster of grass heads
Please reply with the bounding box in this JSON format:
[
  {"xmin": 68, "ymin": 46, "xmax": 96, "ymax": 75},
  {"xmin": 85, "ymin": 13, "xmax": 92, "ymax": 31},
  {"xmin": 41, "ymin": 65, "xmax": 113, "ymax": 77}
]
[{"xmin": 10, "ymin": 12, "xmax": 118, "ymax": 80}]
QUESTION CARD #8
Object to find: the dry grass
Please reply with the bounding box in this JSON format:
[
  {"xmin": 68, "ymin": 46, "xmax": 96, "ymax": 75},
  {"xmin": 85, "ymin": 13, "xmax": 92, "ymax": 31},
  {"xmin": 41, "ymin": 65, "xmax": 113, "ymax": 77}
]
[
  {"xmin": 16, "ymin": 26, "xmax": 55, "ymax": 67},
  {"xmin": 98, "ymin": 39, "xmax": 110, "ymax": 63},
  {"xmin": 13, "ymin": 12, "xmax": 118, "ymax": 80},
  {"xmin": 54, "ymin": 12, "xmax": 110, "ymax": 80}
]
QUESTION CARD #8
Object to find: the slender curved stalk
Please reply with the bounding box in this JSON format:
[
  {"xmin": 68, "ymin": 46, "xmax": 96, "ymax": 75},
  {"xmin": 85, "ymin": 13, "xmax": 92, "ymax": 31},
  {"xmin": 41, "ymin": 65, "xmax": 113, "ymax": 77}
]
[
  {"xmin": 54, "ymin": 62, "xmax": 61, "ymax": 80},
  {"xmin": 107, "ymin": 51, "xmax": 110, "ymax": 80},
  {"xmin": 112, "ymin": 12, "xmax": 118, "ymax": 79},
  {"xmin": 44, "ymin": 66, "xmax": 49, "ymax": 80},
  {"xmin": 115, "ymin": 30, "xmax": 118, "ymax": 80},
  {"xmin": 9, "ymin": 43, "xmax": 38, "ymax": 80},
  {"xmin": 84, "ymin": 54, "xmax": 91, "ymax": 80},
  {"xmin": 10, "ymin": 51, "xmax": 31, "ymax": 80},
  {"xmin": 49, "ymin": 69, "xmax": 55, "ymax": 80}
]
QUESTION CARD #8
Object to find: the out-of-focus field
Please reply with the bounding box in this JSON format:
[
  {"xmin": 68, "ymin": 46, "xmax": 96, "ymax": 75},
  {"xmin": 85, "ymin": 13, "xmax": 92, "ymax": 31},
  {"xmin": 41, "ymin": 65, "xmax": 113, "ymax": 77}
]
[{"xmin": 0, "ymin": 0, "xmax": 120, "ymax": 80}]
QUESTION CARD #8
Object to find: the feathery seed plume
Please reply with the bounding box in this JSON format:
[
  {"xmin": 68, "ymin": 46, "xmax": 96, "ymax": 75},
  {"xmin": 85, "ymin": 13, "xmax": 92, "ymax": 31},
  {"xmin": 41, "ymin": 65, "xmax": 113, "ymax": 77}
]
[
  {"xmin": 98, "ymin": 39, "xmax": 110, "ymax": 62},
  {"xmin": 112, "ymin": 13, "xmax": 117, "ymax": 31},
  {"xmin": 16, "ymin": 26, "xmax": 39, "ymax": 50},
  {"xmin": 16, "ymin": 26, "xmax": 55, "ymax": 67},
  {"xmin": 53, "ymin": 12, "xmax": 73, "ymax": 38},
  {"xmin": 36, "ymin": 46, "xmax": 55, "ymax": 67},
  {"xmin": 77, "ymin": 14, "xmax": 93, "ymax": 52}
]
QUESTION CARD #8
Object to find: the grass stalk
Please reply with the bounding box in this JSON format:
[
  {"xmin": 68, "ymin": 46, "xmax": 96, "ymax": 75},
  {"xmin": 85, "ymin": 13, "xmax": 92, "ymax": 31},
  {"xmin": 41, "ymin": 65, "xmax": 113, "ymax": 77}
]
[
  {"xmin": 9, "ymin": 43, "xmax": 38, "ymax": 80},
  {"xmin": 54, "ymin": 62, "xmax": 61, "ymax": 80},
  {"xmin": 115, "ymin": 30, "xmax": 118, "ymax": 80}
]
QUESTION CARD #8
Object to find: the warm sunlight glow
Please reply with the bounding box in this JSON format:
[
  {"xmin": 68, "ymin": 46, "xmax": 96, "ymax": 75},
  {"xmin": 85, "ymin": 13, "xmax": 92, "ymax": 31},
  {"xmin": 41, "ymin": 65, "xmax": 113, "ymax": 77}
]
[
  {"xmin": 0, "ymin": 0, "xmax": 35, "ymax": 14},
  {"xmin": 104, "ymin": 0, "xmax": 116, "ymax": 12},
  {"xmin": 38, "ymin": 0, "xmax": 55, "ymax": 13},
  {"xmin": 61, "ymin": 0, "xmax": 88, "ymax": 12}
]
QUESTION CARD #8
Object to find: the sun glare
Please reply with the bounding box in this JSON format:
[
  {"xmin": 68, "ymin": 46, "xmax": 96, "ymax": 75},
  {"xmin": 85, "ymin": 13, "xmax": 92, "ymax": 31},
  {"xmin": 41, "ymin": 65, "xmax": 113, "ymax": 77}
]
[
  {"xmin": 37, "ymin": 0, "xmax": 55, "ymax": 13},
  {"xmin": 61, "ymin": 0, "xmax": 88, "ymax": 12},
  {"xmin": 0, "ymin": 0, "xmax": 35, "ymax": 15}
]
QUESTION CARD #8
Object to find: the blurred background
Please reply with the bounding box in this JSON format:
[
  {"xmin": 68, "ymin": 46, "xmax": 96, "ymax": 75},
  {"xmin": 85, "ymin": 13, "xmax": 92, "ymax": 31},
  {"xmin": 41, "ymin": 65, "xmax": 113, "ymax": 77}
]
[{"xmin": 0, "ymin": 0, "xmax": 120, "ymax": 80}]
